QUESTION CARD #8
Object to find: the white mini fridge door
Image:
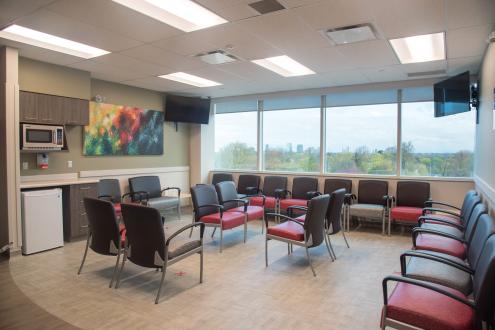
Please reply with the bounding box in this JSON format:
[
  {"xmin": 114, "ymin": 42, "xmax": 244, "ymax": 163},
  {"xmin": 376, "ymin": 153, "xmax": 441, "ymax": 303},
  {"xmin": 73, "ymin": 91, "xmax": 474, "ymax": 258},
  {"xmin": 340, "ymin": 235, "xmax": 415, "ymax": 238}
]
[{"xmin": 21, "ymin": 188, "xmax": 64, "ymax": 255}]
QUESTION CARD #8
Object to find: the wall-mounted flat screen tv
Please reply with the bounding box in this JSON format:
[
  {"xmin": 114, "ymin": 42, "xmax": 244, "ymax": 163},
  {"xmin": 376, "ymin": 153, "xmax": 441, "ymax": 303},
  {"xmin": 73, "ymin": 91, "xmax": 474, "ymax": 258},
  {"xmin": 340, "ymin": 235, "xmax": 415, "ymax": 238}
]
[
  {"xmin": 434, "ymin": 71, "xmax": 471, "ymax": 117},
  {"xmin": 165, "ymin": 95, "xmax": 211, "ymax": 124}
]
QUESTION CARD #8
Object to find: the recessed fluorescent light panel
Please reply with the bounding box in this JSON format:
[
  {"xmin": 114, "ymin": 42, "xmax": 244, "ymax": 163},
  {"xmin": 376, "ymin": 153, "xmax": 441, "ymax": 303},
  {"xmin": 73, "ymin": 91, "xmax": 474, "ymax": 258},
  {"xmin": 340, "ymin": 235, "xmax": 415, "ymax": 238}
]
[
  {"xmin": 158, "ymin": 72, "xmax": 222, "ymax": 87},
  {"xmin": 389, "ymin": 32, "xmax": 445, "ymax": 64},
  {"xmin": 112, "ymin": 0, "xmax": 227, "ymax": 32},
  {"xmin": 251, "ymin": 55, "xmax": 315, "ymax": 77},
  {"xmin": 0, "ymin": 25, "xmax": 110, "ymax": 59},
  {"xmin": 325, "ymin": 23, "xmax": 377, "ymax": 45}
]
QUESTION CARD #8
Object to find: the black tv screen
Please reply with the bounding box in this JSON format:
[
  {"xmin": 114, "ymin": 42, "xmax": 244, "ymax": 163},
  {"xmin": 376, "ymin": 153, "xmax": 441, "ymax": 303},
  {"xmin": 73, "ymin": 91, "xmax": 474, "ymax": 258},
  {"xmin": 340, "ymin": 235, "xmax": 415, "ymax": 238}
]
[
  {"xmin": 434, "ymin": 71, "xmax": 471, "ymax": 117},
  {"xmin": 165, "ymin": 95, "xmax": 211, "ymax": 124}
]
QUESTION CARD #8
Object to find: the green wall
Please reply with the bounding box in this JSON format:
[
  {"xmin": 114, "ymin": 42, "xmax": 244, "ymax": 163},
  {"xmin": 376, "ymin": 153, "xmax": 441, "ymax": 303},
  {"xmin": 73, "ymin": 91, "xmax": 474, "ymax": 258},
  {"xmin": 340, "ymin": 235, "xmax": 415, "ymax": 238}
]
[{"xmin": 19, "ymin": 58, "xmax": 189, "ymax": 175}]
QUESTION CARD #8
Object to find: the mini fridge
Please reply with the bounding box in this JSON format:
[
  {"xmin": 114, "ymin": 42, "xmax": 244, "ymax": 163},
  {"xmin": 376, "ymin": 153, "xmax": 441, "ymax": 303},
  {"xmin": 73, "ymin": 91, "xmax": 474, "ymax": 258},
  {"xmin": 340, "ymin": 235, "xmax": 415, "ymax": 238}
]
[{"xmin": 21, "ymin": 188, "xmax": 64, "ymax": 255}]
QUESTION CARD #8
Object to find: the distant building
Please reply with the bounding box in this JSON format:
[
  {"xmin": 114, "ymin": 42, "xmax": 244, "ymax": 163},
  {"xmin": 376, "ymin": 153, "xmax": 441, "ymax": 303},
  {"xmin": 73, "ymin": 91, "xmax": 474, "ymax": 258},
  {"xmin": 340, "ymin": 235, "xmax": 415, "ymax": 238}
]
[
  {"xmin": 287, "ymin": 143, "xmax": 293, "ymax": 152},
  {"xmin": 297, "ymin": 144, "xmax": 303, "ymax": 153}
]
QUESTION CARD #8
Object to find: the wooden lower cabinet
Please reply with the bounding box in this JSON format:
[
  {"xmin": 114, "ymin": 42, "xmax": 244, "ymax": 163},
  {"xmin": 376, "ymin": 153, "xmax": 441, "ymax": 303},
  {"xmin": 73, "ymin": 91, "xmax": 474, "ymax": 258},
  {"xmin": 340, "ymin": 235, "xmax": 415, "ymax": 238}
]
[{"xmin": 63, "ymin": 183, "xmax": 97, "ymax": 241}]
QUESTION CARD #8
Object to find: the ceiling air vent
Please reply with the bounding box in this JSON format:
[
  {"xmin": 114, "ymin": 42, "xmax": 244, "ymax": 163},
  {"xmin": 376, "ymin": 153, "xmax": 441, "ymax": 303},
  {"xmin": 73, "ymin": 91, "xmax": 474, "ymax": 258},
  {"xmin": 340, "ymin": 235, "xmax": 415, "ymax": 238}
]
[
  {"xmin": 407, "ymin": 70, "xmax": 446, "ymax": 78},
  {"xmin": 324, "ymin": 23, "xmax": 377, "ymax": 45},
  {"xmin": 195, "ymin": 50, "xmax": 241, "ymax": 65},
  {"xmin": 249, "ymin": 0, "xmax": 285, "ymax": 15}
]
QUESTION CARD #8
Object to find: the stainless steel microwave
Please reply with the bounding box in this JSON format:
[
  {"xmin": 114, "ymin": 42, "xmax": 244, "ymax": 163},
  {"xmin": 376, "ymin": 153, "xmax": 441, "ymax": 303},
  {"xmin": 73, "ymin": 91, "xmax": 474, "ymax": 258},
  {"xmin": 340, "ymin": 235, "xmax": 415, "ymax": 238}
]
[{"xmin": 21, "ymin": 124, "xmax": 64, "ymax": 151}]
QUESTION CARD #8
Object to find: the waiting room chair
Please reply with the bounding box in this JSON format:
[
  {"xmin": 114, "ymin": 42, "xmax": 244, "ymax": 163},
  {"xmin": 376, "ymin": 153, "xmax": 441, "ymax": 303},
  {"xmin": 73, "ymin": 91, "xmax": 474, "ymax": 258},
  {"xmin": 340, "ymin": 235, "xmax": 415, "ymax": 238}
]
[
  {"xmin": 211, "ymin": 173, "xmax": 234, "ymax": 186},
  {"xmin": 381, "ymin": 234, "xmax": 495, "ymax": 330},
  {"xmin": 116, "ymin": 203, "xmax": 204, "ymax": 304},
  {"xmin": 323, "ymin": 178, "xmax": 352, "ymax": 231},
  {"xmin": 190, "ymin": 184, "xmax": 246, "ymax": 252},
  {"xmin": 128, "ymin": 176, "xmax": 181, "ymax": 219},
  {"xmin": 237, "ymin": 174, "xmax": 261, "ymax": 199},
  {"xmin": 78, "ymin": 198, "xmax": 126, "ymax": 288},
  {"xmin": 389, "ymin": 181, "xmax": 430, "ymax": 233},
  {"xmin": 279, "ymin": 176, "xmax": 319, "ymax": 213},
  {"xmin": 347, "ymin": 180, "xmax": 389, "ymax": 235},
  {"xmin": 97, "ymin": 179, "xmax": 139, "ymax": 216},
  {"xmin": 265, "ymin": 194, "xmax": 330, "ymax": 277},
  {"xmin": 249, "ymin": 175, "xmax": 288, "ymax": 213}
]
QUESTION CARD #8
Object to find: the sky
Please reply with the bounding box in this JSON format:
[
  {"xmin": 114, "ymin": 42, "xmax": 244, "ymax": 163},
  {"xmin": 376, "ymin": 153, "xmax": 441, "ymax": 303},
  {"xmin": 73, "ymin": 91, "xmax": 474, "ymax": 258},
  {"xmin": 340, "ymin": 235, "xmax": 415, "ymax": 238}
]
[{"xmin": 214, "ymin": 102, "xmax": 476, "ymax": 154}]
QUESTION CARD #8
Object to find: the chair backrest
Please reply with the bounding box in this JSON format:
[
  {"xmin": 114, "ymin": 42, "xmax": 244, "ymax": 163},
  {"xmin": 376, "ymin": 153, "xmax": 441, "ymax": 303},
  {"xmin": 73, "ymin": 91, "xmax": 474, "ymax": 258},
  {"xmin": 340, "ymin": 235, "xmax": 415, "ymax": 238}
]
[
  {"xmin": 190, "ymin": 184, "xmax": 220, "ymax": 221},
  {"xmin": 465, "ymin": 203, "xmax": 488, "ymax": 244},
  {"xmin": 215, "ymin": 181, "xmax": 239, "ymax": 210},
  {"xmin": 128, "ymin": 176, "xmax": 161, "ymax": 199},
  {"xmin": 468, "ymin": 214, "xmax": 495, "ymax": 270},
  {"xmin": 292, "ymin": 177, "xmax": 319, "ymax": 200},
  {"xmin": 98, "ymin": 179, "xmax": 122, "ymax": 203},
  {"xmin": 326, "ymin": 189, "xmax": 346, "ymax": 235},
  {"xmin": 83, "ymin": 198, "xmax": 120, "ymax": 255},
  {"xmin": 323, "ymin": 179, "xmax": 352, "ymax": 195},
  {"xmin": 237, "ymin": 175, "xmax": 260, "ymax": 195},
  {"xmin": 121, "ymin": 203, "xmax": 165, "ymax": 268},
  {"xmin": 460, "ymin": 190, "xmax": 478, "ymax": 217},
  {"xmin": 460, "ymin": 194, "xmax": 482, "ymax": 226},
  {"xmin": 262, "ymin": 176, "xmax": 288, "ymax": 197},
  {"xmin": 211, "ymin": 173, "xmax": 234, "ymax": 186},
  {"xmin": 396, "ymin": 181, "xmax": 430, "ymax": 208},
  {"xmin": 357, "ymin": 180, "xmax": 388, "ymax": 205},
  {"xmin": 472, "ymin": 235, "xmax": 495, "ymax": 323},
  {"xmin": 303, "ymin": 194, "xmax": 330, "ymax": 248}
]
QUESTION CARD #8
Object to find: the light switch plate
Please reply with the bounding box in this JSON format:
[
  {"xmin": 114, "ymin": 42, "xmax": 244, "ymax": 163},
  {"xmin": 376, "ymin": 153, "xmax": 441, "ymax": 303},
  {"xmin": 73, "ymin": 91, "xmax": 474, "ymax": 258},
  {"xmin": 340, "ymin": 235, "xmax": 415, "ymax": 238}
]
[
  {"xmin": 22, "ymin": 162, "xmax": 28, "ymax": 170},
  {"xmin": 67, "ymin": 160, "xmax": 73, "ymax": 168}
]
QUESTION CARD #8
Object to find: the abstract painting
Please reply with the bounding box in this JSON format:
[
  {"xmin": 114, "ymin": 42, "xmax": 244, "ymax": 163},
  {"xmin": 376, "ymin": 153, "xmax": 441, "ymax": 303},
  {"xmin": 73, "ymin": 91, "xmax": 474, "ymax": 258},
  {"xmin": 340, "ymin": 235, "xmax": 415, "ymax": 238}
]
[{"xmin": 83, "ymin": 102, "xmax": 163, "ymax": 156}]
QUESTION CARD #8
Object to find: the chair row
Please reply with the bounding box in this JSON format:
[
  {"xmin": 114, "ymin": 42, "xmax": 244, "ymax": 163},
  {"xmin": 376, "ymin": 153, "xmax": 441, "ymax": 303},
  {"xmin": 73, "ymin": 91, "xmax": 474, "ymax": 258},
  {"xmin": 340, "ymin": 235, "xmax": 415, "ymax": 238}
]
[
  {"xmin": 380, "ymin": 190, "xmax": 495, "ymax": 329},
  {"xmin": 212, "ymin": 172, "xmax": 433, "ymax": 236}
]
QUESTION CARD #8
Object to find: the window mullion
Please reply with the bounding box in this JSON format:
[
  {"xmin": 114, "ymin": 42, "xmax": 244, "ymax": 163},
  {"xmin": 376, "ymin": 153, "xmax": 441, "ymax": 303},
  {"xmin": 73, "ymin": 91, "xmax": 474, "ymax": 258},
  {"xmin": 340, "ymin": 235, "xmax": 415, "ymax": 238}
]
[
  {"xmin": 396, "ymin": 89, "xmax": 402, "ymax": 177},
  {"xmin": 257, "ymin": 99, "xmax": 263, "ymax": 171},
  {"xmin": 320, "ymin": 95, "xmax": 326, "ymax": 175}
]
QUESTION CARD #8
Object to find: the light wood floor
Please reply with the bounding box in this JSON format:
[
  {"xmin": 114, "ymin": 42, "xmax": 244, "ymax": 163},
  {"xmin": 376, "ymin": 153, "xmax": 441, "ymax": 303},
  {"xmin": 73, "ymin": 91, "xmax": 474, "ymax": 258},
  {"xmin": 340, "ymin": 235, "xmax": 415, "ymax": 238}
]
[{"xmin": 7, "ymin": 211, "xmax": 411, "ymax": 330}]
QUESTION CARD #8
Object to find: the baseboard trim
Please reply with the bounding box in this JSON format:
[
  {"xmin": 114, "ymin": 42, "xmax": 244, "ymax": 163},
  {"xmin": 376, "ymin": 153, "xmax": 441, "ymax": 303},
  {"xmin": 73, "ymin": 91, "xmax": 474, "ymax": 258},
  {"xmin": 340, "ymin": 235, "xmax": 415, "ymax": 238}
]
[{"xmin": 79, "ymin": 166, "xmax": 190, "ymax": 178}]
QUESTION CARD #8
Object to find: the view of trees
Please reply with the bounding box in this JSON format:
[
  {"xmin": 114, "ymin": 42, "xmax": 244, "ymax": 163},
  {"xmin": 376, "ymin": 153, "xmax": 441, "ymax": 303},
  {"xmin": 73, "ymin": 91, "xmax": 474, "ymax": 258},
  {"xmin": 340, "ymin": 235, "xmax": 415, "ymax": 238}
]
[{"xmin": 214, "ymin": 141, "xmax": 473, "ymax": 177}]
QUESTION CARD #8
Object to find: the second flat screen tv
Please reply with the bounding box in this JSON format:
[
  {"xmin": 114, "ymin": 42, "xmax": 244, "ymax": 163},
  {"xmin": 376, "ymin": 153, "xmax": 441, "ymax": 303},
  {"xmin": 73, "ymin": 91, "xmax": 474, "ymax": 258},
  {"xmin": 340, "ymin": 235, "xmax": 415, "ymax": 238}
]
[
  {"xmin": 434, "ymin": 71, "xmax": 471, "ymax": 117},
  {"xmin": 165, "ymin": 95, "xmax": 211, "ymax": 124}
]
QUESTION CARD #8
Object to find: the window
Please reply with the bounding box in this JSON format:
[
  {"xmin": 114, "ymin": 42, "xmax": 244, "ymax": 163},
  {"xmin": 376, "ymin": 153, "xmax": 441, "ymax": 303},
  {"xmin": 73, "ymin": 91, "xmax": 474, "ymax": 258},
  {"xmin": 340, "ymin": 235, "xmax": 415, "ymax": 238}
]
[
  {"xmin": 263, "ymin": 96, "xmax": 320, "ymax": 172},
  {"xmin": 214, "ymin": 100, "xmax": 258, "ymax": 170},
  {"xmin": 325, "ymin": 90, "xmax": 398, "ymax": 175},
  {"xmin": 401, "ymin": 102, "xmax": 475, "ymax": 177}
]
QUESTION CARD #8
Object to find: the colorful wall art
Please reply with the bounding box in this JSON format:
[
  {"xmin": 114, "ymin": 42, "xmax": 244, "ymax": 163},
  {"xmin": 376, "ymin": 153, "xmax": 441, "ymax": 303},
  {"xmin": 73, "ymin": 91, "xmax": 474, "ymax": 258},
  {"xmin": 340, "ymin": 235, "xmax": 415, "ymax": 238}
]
[{"xmin": 83, "ymin": 102, "xmax": 164, "ymax": 156}]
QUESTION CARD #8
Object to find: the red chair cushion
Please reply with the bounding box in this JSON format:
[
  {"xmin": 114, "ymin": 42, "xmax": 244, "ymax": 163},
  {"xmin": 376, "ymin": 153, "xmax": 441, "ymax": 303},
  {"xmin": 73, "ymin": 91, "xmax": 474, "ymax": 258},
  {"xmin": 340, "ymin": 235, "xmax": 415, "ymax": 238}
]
[
  {"xmin": 267, "ymin": 221, "xmax": 304, "ymax": 241},
  {"xmin": 250, "ymin": 196, "xmax": 277, "ymax": 209},
  {"xmin": 114, "ymin": 202, "xmax": 122, "ymax": 215},
  {"xmin": 384, "ymin": 282, "xmax": 473, "ymax": 330},
  {"xmin": 415, "ymin": 234, "xmax": 466, "ymax": 259},
  {"xmin": 391, "ymin": 206, "xmax": 422, "ymax": 223},
  {"xmin": 200, "ymin": 212, "xmax": 245, "ymax": 230},
  {"xmin": 279, "ymin": 198, "xmax": 308, "ymax": 211},
  {"xmin": 119, "ymin": 223, "xmax": 126, "ymax": 247},
  {"xmin": 227, "ymin": 206, "xmax": 264, "ymax": 221},
  {"xmin": 295, "ymin": 214, "xmax": 306, "ymax": 222}
]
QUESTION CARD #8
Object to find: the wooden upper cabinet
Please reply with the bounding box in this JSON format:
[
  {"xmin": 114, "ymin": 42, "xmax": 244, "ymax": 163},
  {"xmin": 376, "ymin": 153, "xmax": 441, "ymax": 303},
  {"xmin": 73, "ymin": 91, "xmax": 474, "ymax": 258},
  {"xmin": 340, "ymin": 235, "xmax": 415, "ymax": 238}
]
[{"xmin": 19, "ymin": 91, "xmax": 89, "ymax": 126}]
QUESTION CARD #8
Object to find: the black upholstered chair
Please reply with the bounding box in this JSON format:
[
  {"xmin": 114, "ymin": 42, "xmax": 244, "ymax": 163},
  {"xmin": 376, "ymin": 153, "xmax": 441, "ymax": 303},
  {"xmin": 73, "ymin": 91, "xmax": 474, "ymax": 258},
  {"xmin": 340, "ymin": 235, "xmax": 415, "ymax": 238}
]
[
  {"xmin": 249, "ymin": 175, "xmax": 288, "ymax": 213},
  {"xmin": 265, "ymin": 194, "xmax": 330, "ymax": 277},
  {"xmin": 347, "ymin": 180, "xmax": 389, "ymax": 235},
  {"xmin": 279, "ymin": 176, "xmax": 319, "ymax": 213},
  {"xmin": 237, "ymin": 174, "xmax": 261, "ymax": 198},
  {"xmin": 323, "ymin": 178, "xmax": 352, "ymax": 231},
  {"xmin": 389, "ymin": 181, "xmax": 430, "ymax": 233},
  {"xmin": 190, "ymin": 184, "xmax": 246, "ymax": 252},
  {"xmin": 116, "ymin": 203, "xmax": 204, "ymax": 304},
  {"xmin": 78, "ymin": 198, "xmax": 126, "ymax": 288},
  {"xmin": 324, "ymin": 188, "xmax": 349, "ymax": 259},
  {"xmin": 211, "ymin": 173, "xmax": 234, "ymax": 186},
  {"xmin": 128, "ymin": 176, "xmax": 181, "ymax": 219}
]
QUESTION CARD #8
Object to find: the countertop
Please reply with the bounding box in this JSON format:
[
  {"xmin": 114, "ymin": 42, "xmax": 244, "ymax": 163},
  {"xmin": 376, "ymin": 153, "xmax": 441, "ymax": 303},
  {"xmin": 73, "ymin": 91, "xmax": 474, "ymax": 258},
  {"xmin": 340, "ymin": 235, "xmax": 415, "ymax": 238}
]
[{"xmin": 20, "ymin": 178, "xmax": 99, "ymax": 189}]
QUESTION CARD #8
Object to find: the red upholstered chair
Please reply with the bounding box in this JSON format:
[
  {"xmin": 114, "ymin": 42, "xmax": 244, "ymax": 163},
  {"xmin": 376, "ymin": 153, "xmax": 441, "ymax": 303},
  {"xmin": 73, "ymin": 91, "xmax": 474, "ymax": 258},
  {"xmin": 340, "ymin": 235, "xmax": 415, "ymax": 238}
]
[
  {"xmin": 249, "ymin": 175, "xmax": 288, "ymax": 214},
  {"xmin": 190, "ymin": 184, "xmax": 246, "ymax": 253},
  {"xmin": 418, "ymin": 190, "xmax": 477, "ymax": 228},
  {"xmin": 265, "ymin": 194, "xmax": 330, "ymax": 277},
  {"xmin": 98, "ymin": 179, "xmax": 125, "ymax": 216},
  {"xmin": 279, "ymin": 176, "xmax": 319, "ymax": 213},
  {"xmin": 381, "ymin": 235, "xmax": 495, "ymax": 330},
  {"xmin": 389, "ymin": 181, "xmax": 430, "ymax": 232},
  {"xmin": 236, "ymin": 174, "xmax": 261, "ymax": 199}
]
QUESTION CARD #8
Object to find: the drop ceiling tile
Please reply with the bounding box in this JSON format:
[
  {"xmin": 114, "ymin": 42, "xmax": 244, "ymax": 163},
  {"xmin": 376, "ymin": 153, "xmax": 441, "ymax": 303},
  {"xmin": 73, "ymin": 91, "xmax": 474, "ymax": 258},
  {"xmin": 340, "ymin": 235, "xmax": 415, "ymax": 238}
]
[
  {"xmin": 447, "ymin": 24, "xmax": 493, "ymax": 59},
  {"xmin": 446, "ymin": 0, "xmax": 495, "ymax": 30},
  {"xmin": 152, "ymin": 33, "xmax": 217, "ymax": 57},
  {"xmin": 122, "ymin": 76, "xmax": 195, "ymax": 92},
  {"xmin": 278, "ymin": 0, "xmax": 326, "ymax": 9},
  {"xmin": 288, "ymin": 46, "xmax": 355, "ymax": 73},
  {"xmin": 68, "ymin": 59, "xmax": 147, "ymax": 82},
  {"xmin": 361, "ymin": 65, "xmax": 408, "ymax": 83},
  {"xmin": 215, "ymin": 61, "xmax": 287, "ymax": 81},
  {"xmin": 335, "ymin": 40, "xmax": 399, "ymax": 68},
  {"xmin": 45, "ymin": 0, "xmax": 183, "ymax": 43},
  {"xmin": 401, "ymin": 60, "xmax": 447, "ymax": 74},
  {"xmin": 307, "ymin": 69, "xmax": 370, "ymax": 87},
  {"xmin": 187, "ymin": 66, "xmax": 247, "ymax": 84},
  {"xmin": 447, "ymin": 56, "xmax": 483, "ymax": 75},
  {"xmin": 0, "ymin": 0, "xmax": 54, "ymax": 28},
  {"xmin": 195, "ymin": 0, "xmax": 259, "ymax": 21},
  {"xmin": 0, "ymin": 39, "xmax": 83, "ymax": 66},
  {"xmin": 85, "ymin": 53, "xmax": 164, "ymax": 76}
]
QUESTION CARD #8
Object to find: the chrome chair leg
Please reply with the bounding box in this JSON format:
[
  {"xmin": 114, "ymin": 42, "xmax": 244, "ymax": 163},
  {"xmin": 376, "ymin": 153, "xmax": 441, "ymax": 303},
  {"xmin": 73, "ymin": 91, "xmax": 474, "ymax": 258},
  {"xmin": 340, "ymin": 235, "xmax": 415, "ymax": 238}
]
[
  {"xmin": 177, "ymin": 203, "xmax": 181, "ymax": 220},
  {"xmin": 290, "ymin": 244, "xmax": 293, "ymax": 254},
  {"xmin": 189, "ymin": 218, "xmax": 195, "ymax": 238},
  {"xmin": 109, "ymin": 248, "xmax": 122, "ymax": 288},
  {"xmin": 261, "ymin": 214, "xmax": 265, "ymax": 234},
  {"xmin": 114, "ymin": 247, "xmax": 128, "ymax": 289},
  {"xmin": 77, "ymin": 232, "xmax": 91, "ymax": 275},
  {"xmin": 199, "ymin": 248, "xmax": 204, "ymax": 283},
  {"xmin": 265, "ymin": 237, "xmax": 269, "ymax": 267},
  {"xmin": 219, "ymin": 228, "xmax": 223, "ymax": 253},
  {"xmin": 304, "ymin": 245, "xmax": 316, "ymax": 277},
  {"xmin": 287, "ymin": 243, "xmax": 291, "ymax": 255},
  {"xmin": 154, "ymin": 262, "xmax": 167, "ymax": 304},
  {"xmin": 324, "ymin": 234, "xmax": 334, "ymax": 261},
  {"xmin": 342, "ymin": 231, "xmax": 350, "ymax": 248},
  {"xmin": 243, "ymin": 215, "xmax": 247, "ymax": 243},
  {"xmin": 211, "ymin": 227, "xmax": 217, "ymax": 238},
  {"xmin": 328, "ymin": 236, "xmax": 337, "ymax": 260}
]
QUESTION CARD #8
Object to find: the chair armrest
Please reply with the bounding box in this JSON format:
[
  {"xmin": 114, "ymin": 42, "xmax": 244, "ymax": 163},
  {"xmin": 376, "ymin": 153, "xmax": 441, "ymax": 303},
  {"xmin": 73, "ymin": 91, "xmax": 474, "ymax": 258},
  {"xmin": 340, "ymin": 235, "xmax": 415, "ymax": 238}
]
[
  {"xmin": 274, "ymin": 188, "xmax": 289, "ymax": 199},
  {"xmin": 98, "ymin": 194, "xmax": 115, "ymax": 202},
  {"xmin": 424, "ymin": 200, "xmax": 461, "ymax": 211},
  {"xmin": 287, "ymin": 205, "xmax": 308, "ymax": 218},
  {"xmin": 382, "ymin": 275, "xmax": 473, "ymax": 308},
  {"xmin": 166, "ymin": 222, "xmax": 205, "ymax": 246},
  {"xmin": 223, "ymin": 199, "xmax": 249, "ymax": 212},
  {"xmin": 122, "ymin": 191, "xmax": 149, "ymax": 204},
  {"xmin": 265, "ymin": 213, "xmax": 304, "ymax": 227},
  {"xmin": 400, "ymin": 250, "xmax": 473, "ymax": 276},
  {"xmin": 412, "ymin": 228, "xmax": 465, "ymax": 247},
  {"xmin": 422, "ymin": 207, "xmax": 460, "ymax": 218},
  {"xmin": 344, "ymin": 193, "xmax": 356, "ymax": 205},
  {"xmin": 306, "ymin": 191, "xmax": 321, "ymax": 199},
  {"xmin": 245, "ymin": 186, "xmax": 259, "ymax": 196},
  {"xmin": 418, "ymin": 216, "xmax": 464, "ymax": 230},
  {"xmin": 382, "ymin": 195, "xmax": 391, "ymax": 207},
  {"xmin": 197, "ymin": 204, "xmax": 224, "ymax": 217},
  {"xmin": 161, "ymin": 187, "xmax": 181, "ymax": 197}
]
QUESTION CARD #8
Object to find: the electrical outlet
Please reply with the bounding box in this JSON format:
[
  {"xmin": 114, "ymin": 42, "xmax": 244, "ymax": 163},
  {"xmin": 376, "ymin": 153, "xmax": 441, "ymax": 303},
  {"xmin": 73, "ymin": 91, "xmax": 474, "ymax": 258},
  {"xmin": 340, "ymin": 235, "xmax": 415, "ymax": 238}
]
[
  {"xmin": 22, "ymin": 162, "xmax": 28, "ymax": 170},
  {"xmin": 67, "ymin": 160, "xmax": 73, "ymax": 168}
]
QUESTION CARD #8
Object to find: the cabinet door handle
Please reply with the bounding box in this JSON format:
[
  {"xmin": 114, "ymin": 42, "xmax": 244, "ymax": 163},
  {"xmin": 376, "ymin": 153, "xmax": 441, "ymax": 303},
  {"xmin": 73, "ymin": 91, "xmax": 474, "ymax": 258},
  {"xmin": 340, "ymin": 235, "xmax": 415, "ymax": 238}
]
[
  {"xmin": 79, "ymin": 187, "xmax": 91, "ymax": 190},
  {"xmin": 80, "ymin": 212, "xmax": 87, "ymax": 216},
  {"xmin": 80, "ymin": 225, "xmax": 88, "ymax": 228}
]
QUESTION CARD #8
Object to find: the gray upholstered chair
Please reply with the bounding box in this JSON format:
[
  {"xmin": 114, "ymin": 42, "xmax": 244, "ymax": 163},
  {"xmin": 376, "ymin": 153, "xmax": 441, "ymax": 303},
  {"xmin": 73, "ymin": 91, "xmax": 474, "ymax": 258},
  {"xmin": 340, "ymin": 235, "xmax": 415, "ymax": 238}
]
[{"xmin": 128, "ymin": 176, "xmax": 181, "ymax": 219}]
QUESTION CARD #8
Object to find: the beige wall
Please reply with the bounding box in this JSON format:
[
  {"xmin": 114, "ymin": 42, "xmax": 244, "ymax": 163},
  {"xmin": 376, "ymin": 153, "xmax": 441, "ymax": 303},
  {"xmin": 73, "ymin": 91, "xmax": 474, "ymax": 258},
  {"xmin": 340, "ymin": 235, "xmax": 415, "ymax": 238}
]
[{"xmin": 18, "ymin": 58, "xmax": 189, "ymax": 175}]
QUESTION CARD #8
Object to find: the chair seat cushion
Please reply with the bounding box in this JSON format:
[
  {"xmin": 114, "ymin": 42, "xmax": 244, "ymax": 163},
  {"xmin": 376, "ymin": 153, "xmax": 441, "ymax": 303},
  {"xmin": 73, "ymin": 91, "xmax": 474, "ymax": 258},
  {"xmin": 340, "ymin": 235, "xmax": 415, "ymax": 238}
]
[
  {"xmin": 227, "ymin": 206, "xmax": 264, "ymax": 221},
  {"xmin": 295, "ymin": 214, "xmax": 306, "ymax": 222},
  {"xmin": 391, "ymin": 206, "xmax": 422, "ymax": 223},
  {"xmin": 267, "ymin": 221, "xmax": 305, "ymax": 241},
  {"xmin": 114, "ymin": 202, "xmax": 122, "ymax": 215},
  {"xmin": 406, "ymin": 253, "xmax": 472, "ymax": 295},
  {"xmin": 349, "ymin": 203, "xmax": 384, "ymax": 218},
  {"xmin": 250, "ymin": 196, "xmax": 277, "ymax": 209},
  {"xmin": 279, "ymin": 198, "xmax": 308, "ymax": 210},
  {"xmin": 147, "ymin": 196, "xmax": 179, "ymax": 210},
  {"xmin": 385, "ymin": 281, "xmax": 473, "ymax": 330},
  {"xmin": 168, "ymin": 240, "xmax": 201, "ymax": 259},
  {"xmin": 415, "ymin": 234, "xmax": 466, "ymax": 259},
  {"xmin": 421, "ymin": 223, "xmax": 464, "ymax": 239},
  {"xmin": 200, "ymin": 212, "xmax": 245, "ymax": 230}
]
